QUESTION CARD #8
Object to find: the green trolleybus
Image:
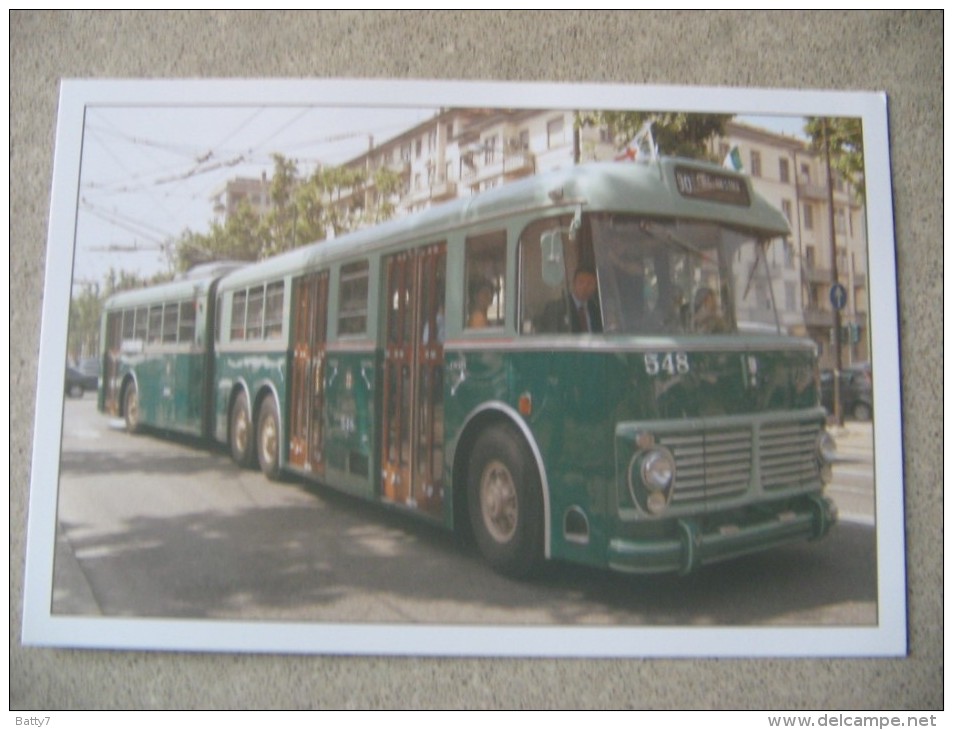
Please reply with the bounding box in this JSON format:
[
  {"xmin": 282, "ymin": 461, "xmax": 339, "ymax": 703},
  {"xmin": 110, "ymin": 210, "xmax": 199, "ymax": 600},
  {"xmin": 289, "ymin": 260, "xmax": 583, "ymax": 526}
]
[{"xmin": 100, "ymin": 156, "xmax": 838, "ymax": 577}]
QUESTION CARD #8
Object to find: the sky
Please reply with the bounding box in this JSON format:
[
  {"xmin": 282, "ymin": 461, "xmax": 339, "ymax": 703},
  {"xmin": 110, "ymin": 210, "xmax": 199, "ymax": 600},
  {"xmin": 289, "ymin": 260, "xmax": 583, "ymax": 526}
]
[
  {"xmin": 71, "ymin": 104, "xmax": 809, "ymax": 289},
  {"xmin": 73, "ymin": 104, "xmax": 438, "ymax": 287}
]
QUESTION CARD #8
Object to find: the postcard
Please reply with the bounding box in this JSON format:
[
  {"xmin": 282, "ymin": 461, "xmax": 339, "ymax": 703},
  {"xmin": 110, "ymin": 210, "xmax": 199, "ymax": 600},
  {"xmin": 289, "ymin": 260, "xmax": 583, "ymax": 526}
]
[{"xmin": 22, "ymin": 79, "xmax": 904, "ymax": 656}]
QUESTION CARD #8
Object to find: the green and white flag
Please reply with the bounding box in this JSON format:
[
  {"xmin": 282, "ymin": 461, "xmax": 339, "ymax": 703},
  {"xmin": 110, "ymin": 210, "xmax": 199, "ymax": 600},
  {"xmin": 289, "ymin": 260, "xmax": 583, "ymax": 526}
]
[{"xmin": 723, "ymin": 146, "xmax": 743, "ymax": 172}]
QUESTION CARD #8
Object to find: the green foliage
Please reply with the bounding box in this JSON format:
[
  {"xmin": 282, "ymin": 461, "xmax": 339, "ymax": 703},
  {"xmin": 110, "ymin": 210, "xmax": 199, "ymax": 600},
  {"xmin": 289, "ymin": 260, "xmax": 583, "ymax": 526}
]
[
  {"xmin": 576, "ymin": 110, "xmax": 733, "ymax": 161},
  {"xmin": 804, "ymin": 117, "xmax": 865, "ymax": 200},
  {"xmin": 167, "ymin": 156, "xmax": 399, "ymax": 271}
]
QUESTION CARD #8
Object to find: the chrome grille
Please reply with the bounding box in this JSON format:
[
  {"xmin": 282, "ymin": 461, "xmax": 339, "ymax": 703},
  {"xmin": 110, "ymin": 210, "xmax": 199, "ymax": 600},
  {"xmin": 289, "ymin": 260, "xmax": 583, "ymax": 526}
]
[
  {"xmin": 760, "ymin": 420, "xmax": 822, "ymax": 489},
  {"xmin": 658, "ymin": 418, "xmax": 821, "ymax": 505}
]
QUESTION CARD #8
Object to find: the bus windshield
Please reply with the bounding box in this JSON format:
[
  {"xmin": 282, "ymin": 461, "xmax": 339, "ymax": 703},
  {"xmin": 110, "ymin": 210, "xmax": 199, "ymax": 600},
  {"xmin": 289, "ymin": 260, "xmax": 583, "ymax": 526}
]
[{"xmin": 590, "ymin": 214, "xmax": 780, "ymax": 336}]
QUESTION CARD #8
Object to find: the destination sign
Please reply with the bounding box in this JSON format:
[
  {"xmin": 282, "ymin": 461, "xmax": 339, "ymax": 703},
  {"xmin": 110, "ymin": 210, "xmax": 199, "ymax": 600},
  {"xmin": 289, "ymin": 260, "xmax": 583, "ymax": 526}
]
[{"xmin": 674, "ymin": 166, "xmax": 751, "ymax": 206}]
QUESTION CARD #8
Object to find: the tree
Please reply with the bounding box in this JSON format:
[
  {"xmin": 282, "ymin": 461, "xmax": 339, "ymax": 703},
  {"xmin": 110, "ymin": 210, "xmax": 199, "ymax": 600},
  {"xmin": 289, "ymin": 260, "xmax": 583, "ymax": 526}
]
[
  {"xmin": 67, "ymin": 282, "xmax": 103, "ymax": 362},
  {"xmin": 575, "ymin": 111, "xmax": 733, "ymax": 162},
  {"xmin": 804, "ymin": 117, "xmax": 865, "ymax": 200}
]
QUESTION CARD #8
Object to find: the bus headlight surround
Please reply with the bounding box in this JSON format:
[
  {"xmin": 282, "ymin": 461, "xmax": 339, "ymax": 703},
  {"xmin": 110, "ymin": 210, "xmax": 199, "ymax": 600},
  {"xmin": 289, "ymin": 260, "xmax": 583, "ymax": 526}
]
[
  {"xmin": 628, "ymin": 444, "xmax": 676, "ymax": 515},
  {"xmin": 641, "ymin": 448, "xmax": 675, "ymax": 491},
  {"xmin": 816, "ymin": 430, "xmax": 837, "ymax": 484}
]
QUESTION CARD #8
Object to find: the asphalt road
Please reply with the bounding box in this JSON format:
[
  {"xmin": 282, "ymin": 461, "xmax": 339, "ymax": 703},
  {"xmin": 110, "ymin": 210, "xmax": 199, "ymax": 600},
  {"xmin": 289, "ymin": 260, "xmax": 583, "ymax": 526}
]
[{"xmin": 51, "ymin": 395, "xmax": 878, "ymax": 627}]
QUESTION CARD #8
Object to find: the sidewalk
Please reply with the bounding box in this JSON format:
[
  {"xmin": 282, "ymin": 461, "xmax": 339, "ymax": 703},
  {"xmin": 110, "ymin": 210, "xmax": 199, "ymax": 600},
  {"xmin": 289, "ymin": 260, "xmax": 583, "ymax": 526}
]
[{"xmin": 827, "ymin": 420, "xmax": 873, "ymax": 461}]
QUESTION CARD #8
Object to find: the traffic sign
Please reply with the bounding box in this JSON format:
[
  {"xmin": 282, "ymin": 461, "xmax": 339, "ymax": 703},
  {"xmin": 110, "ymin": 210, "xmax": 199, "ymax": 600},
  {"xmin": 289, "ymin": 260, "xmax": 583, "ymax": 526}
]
[{"xmin": 830, "ymin": 283, "xmax": 847, "ymax": 311}]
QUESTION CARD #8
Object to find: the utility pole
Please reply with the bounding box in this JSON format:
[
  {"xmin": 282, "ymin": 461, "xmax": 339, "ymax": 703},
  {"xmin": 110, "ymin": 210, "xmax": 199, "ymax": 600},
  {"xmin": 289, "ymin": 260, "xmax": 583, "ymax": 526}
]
[{"xmin": 823, "ymin": 119, "xmax": 845, "ymax": 426}]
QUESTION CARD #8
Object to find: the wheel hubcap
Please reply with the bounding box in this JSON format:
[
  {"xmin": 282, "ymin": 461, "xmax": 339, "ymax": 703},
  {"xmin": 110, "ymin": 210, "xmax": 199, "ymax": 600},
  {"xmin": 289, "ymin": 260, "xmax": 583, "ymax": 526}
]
[
  {"xmin": 261, "ymin": 416, "xmax": 277, "ymax": 465},
  {"xmin": 234, "ymin": 408, "xmax": 248, "ymax": 452},
  {"xmin": 480, "ymin": 460, "xmax": 518, "ymax": 543}
]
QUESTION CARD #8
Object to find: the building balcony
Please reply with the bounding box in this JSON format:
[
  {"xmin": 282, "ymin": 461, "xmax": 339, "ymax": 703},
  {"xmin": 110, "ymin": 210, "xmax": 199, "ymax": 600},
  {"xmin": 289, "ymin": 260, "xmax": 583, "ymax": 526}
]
[
  {"xmin": 803, "ymin": 264, "xmax": 832, "ymax": 283},
  {"xmin": 797, "ymin": 180, "xmax": 829, "ymax": 200},
  {"xmin": 461, "ymin": 151, "xmax": 536, "ymax": 184},
  {"xmin": 401, "ymin": 177, "xmax": 458, "ymax": 207},
  {"xmin": 803, "ymin": 308, "xmax": 834, "ymax": 328}
]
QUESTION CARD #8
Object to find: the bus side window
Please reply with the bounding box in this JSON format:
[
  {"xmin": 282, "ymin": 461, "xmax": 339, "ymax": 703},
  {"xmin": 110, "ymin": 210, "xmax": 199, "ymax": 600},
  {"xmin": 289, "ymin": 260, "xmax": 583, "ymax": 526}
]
[
  {"xmin": 519, "ymin": 216, "xmax": 575, "ymax": 334},
  {"xmin": 464, "ymin": 231, "xmax": 506, "ymax": 330}
]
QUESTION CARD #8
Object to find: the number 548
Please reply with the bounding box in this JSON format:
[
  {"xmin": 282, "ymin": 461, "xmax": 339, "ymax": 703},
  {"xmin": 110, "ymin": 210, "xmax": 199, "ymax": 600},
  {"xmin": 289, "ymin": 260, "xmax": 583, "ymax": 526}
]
[{"xmin": 644, "ymin": 352, "xmax": 690, "ymax": 376}]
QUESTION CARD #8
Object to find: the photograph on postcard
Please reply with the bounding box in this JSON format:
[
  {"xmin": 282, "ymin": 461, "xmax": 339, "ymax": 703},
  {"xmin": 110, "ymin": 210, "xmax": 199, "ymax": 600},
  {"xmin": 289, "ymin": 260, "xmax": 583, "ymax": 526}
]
[{"xmin": 23, "ymin": 80, "xmax": 904, "ymax": 656}]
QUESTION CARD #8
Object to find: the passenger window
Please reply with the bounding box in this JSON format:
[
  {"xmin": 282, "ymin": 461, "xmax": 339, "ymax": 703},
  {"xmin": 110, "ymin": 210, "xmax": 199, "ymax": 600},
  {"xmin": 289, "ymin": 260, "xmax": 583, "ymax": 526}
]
[
  {"xmin": 264, "ymin": 281, "xmax": 284, "ymax": 339},
  {"xmin": 338, "ymin": 260, "xmax": 370, "ymax": 336},
  {"xmin": 464, "ymin": 231, "xmax": 506, "ymax": 329},
  {"xmin": 179, "ymin": 300, "xmax": 197, "ymax": 343},
  {"xmin": 246, "ymin": 285, "xmax": 265, "ymax": 339},
  {"xmin": 230, "ymin": 291, "xmax": 247, "ymax": 340}
]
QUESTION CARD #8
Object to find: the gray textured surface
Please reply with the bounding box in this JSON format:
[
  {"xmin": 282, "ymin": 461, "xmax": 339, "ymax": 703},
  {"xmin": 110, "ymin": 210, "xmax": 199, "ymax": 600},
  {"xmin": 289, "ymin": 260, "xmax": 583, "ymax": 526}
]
[{"xmin": 10, "ymin": 10, "xmax": 942, "ymax": 709}]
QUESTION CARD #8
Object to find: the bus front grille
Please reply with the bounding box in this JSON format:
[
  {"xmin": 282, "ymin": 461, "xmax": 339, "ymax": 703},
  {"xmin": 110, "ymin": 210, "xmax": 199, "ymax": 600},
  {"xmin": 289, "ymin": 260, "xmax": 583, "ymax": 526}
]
[{"xmin": 658, "ymin": 418, "xmax": 822, "ymax": 506}]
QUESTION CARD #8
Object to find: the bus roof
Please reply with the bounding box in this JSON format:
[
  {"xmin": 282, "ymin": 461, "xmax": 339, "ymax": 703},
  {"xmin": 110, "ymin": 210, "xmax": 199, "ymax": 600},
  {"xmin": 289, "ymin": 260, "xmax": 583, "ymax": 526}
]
[
  {"xmin": 103, "ymin": 272, "xmax": 224, "ymax": 311},
  {"xmin": 217, "ymin": 157, "xmax": 791, "ymax": 291}
]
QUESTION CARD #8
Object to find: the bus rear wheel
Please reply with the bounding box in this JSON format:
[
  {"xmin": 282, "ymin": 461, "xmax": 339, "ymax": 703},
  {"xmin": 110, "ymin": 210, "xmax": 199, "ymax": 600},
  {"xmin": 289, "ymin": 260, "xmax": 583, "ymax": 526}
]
[
  {"xmin": 466, "ymin": 425, "xmax": 544, "ymax": 578},
  {"xmin": 257, "ymin": 394, "xmax": 282, "ymax": 481},
  {"xmin": 229, "ymin": 391, "xmax": 256, "ymax": 468},
  {"xmin": 123, "ymin": 382, "xmax": 141, "ymax": 434}
]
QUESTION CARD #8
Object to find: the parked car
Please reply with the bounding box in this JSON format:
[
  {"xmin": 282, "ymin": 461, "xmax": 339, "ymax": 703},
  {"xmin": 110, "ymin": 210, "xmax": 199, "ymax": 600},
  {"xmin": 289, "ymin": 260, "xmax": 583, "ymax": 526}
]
[
  {"xmin": 78, "ymin": 357, "xmax": 101, "ymax": 379},
  {"xmin": 65, "ymin": 365, "xmax": 99, "ymax": 398},
  {"xmin": 820, "ymin": 362, "xmax": 873, "ymax": 421}
]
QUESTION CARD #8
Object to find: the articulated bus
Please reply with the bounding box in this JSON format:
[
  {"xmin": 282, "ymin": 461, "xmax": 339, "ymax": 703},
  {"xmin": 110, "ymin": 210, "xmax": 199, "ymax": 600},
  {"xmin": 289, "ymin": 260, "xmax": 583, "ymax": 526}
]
[{"xmin": 100, "ymin": 156, "xmax": 838, "ymax": 577}]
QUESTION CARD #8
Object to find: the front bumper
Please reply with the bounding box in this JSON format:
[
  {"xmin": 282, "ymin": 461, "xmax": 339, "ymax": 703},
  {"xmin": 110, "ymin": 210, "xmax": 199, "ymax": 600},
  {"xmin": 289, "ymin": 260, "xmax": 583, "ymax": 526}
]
[{"xmin": 607, "ymin": 494, "xmax": 838, "ymax": 575}]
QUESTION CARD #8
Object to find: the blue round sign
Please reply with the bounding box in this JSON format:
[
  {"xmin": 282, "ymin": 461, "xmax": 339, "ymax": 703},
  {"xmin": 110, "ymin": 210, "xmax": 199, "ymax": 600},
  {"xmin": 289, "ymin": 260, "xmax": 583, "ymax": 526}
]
[{"xmin": 829, "ymin": 283, "xmax": 847, "ymax": 311}]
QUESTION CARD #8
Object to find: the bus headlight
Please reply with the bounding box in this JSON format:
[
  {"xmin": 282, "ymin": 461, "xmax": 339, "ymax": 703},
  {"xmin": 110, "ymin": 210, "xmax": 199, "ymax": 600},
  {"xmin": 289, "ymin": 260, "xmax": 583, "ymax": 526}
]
[
  {"xmin": 641, "ymin": 448, "xmax": 675, "ymax": 491},
  {"xmin": 816, "ymin": 430, "xmax": 837, "ymax": 484},
  {"xmin": 628, "ymin": 444, "xmax": 676, "ymax": 515}
]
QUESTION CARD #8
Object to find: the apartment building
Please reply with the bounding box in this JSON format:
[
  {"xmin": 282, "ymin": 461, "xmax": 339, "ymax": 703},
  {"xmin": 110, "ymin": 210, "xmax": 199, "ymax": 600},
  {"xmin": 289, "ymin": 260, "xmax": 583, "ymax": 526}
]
[{"xmin": 714, "ymin": 121, "xmax": 869, "ymax": 368}]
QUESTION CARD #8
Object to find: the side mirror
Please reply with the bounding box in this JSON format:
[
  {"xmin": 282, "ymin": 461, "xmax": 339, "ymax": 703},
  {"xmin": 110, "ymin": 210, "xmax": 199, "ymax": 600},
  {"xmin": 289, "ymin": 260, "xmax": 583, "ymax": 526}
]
[{"xmin": 540, "ymin": 230, "xmax": 566, "ymax": 287}]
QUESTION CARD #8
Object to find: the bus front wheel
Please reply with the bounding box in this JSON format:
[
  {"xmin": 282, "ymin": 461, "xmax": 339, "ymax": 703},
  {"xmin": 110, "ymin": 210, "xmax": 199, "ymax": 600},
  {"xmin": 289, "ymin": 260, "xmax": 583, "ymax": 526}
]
[
  {"xmin": 229, "ymin": 391, "xmax": 256, "ymax": 469},
  {"xmin": 123, "ymin": 382, "xmax": 141, "ymax": 434},
  {"xmin": 257, "ymin": 395, "xmax": 282, "ymax": 481},
  {"xmin": 467, "ymin": 425, "xmax": 544, "ymax": 578}
]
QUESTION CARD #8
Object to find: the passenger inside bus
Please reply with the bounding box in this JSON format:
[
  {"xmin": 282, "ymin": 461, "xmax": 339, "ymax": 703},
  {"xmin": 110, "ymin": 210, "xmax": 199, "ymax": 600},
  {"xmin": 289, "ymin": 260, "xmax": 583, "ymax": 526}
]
[
  {"xmin": 692, "ymin": 286, "xmax": 728, "ymax": 334},
  {"xmin": 467, "ymin": 278, "xmax": 496, "ymax": 329}
]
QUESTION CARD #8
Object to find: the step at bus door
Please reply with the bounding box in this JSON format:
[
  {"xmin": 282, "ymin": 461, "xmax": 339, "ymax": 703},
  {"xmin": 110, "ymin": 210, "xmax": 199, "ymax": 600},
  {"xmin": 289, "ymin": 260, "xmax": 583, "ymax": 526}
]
[
  {"xmin": 289, "ymin": 271, "xmax": 329, "ymax": 473},
  {"xmin": 381, "ymin": 243, "xmax": 446, "ymax": 518}
]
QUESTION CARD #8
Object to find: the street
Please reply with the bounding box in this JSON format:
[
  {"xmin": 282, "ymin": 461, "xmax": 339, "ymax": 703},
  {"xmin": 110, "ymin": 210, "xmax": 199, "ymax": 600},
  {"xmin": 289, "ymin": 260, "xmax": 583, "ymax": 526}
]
[{"xmin": 51, "ymin": 395, "xmax": 878, "ymax": 626}]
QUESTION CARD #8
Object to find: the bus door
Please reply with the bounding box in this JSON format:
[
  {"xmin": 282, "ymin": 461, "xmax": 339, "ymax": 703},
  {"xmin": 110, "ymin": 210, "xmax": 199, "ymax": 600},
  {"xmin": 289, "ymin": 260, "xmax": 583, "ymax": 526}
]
[
  {"xmin": 381, "ymin": 243, "xmax": 446, "ymax": 518},
  {"xmin": 289, "ymin": 271, "xmax": 329, "ymax": 473}
]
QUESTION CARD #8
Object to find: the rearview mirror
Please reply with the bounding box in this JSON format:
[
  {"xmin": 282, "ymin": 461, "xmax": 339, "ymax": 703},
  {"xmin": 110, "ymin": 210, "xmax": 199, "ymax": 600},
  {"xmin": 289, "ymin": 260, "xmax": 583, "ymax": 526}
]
[{"xmin": 540, "ymin": 230, "xmax": 565, "ymax": 287}]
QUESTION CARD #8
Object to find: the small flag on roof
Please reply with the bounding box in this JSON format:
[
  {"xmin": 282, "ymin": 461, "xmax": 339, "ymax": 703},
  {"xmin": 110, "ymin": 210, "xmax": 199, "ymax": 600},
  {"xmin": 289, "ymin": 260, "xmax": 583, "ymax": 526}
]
[
  {"xmin": 723, "ymin": 146, "xmax": 743, "ymax": 172},
  {"xmin": 615, "ymin": 120, "xmax": 657, "ymax": 163}
]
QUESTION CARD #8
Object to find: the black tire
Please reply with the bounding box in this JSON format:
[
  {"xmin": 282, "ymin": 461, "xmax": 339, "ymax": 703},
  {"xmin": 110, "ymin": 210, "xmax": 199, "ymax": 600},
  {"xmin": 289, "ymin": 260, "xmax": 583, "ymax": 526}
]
[
  {"xmin": 123, "ymin": 382, "xmax": 141, "ymax": 434},
  {"xmin": 466, "ymin": 424, "xmax": 544, "ymax": 578},
  {"xmin": 256, "ymin": 394, "xmax": 282, "ymax": 481},
  {"xmin": 68, "ymin": 384, "xmax": 84, "ymax": 398},
  {"xmin": 229, "ymin": 390, "xmax": 256, "ymax": 468}
]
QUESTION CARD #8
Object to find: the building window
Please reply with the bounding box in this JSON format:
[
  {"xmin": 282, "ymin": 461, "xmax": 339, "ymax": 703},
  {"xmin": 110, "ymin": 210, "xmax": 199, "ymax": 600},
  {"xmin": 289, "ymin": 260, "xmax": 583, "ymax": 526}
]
[
  {"xmin": 781, "ymin": 199, "xmax": 793, "ymax": 223},
  {"xmin": 547, "ymin": 117, "xmax": 565, "ymax": 149},
  {"xmin": 784, "ymin": 240, "xmax": 795, "ymax": 268},
  {"xmin": 806, "ymin": 245, "xmax": 816, "ymax": 270},
  {"xmin": 803, "ymin": 203, "xmax": 814, "ymax": 230},
  {"xmin": 800, "ymin": 162, "xmax": 811, "ymax": 182},
  {"xmin": 779, "ymin": 158, "xmax": 790, "ymax": 183},
  {"xmin": 785, "ymin": 282, "xmax": 797, "ymax": 312},
  {"xmin": 484, "ymin": 134, "xmax": 498, "ymax": 164},
  {"xmin": 750, "ymin": 150, "xmax": 762, "ymax": 177}
]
